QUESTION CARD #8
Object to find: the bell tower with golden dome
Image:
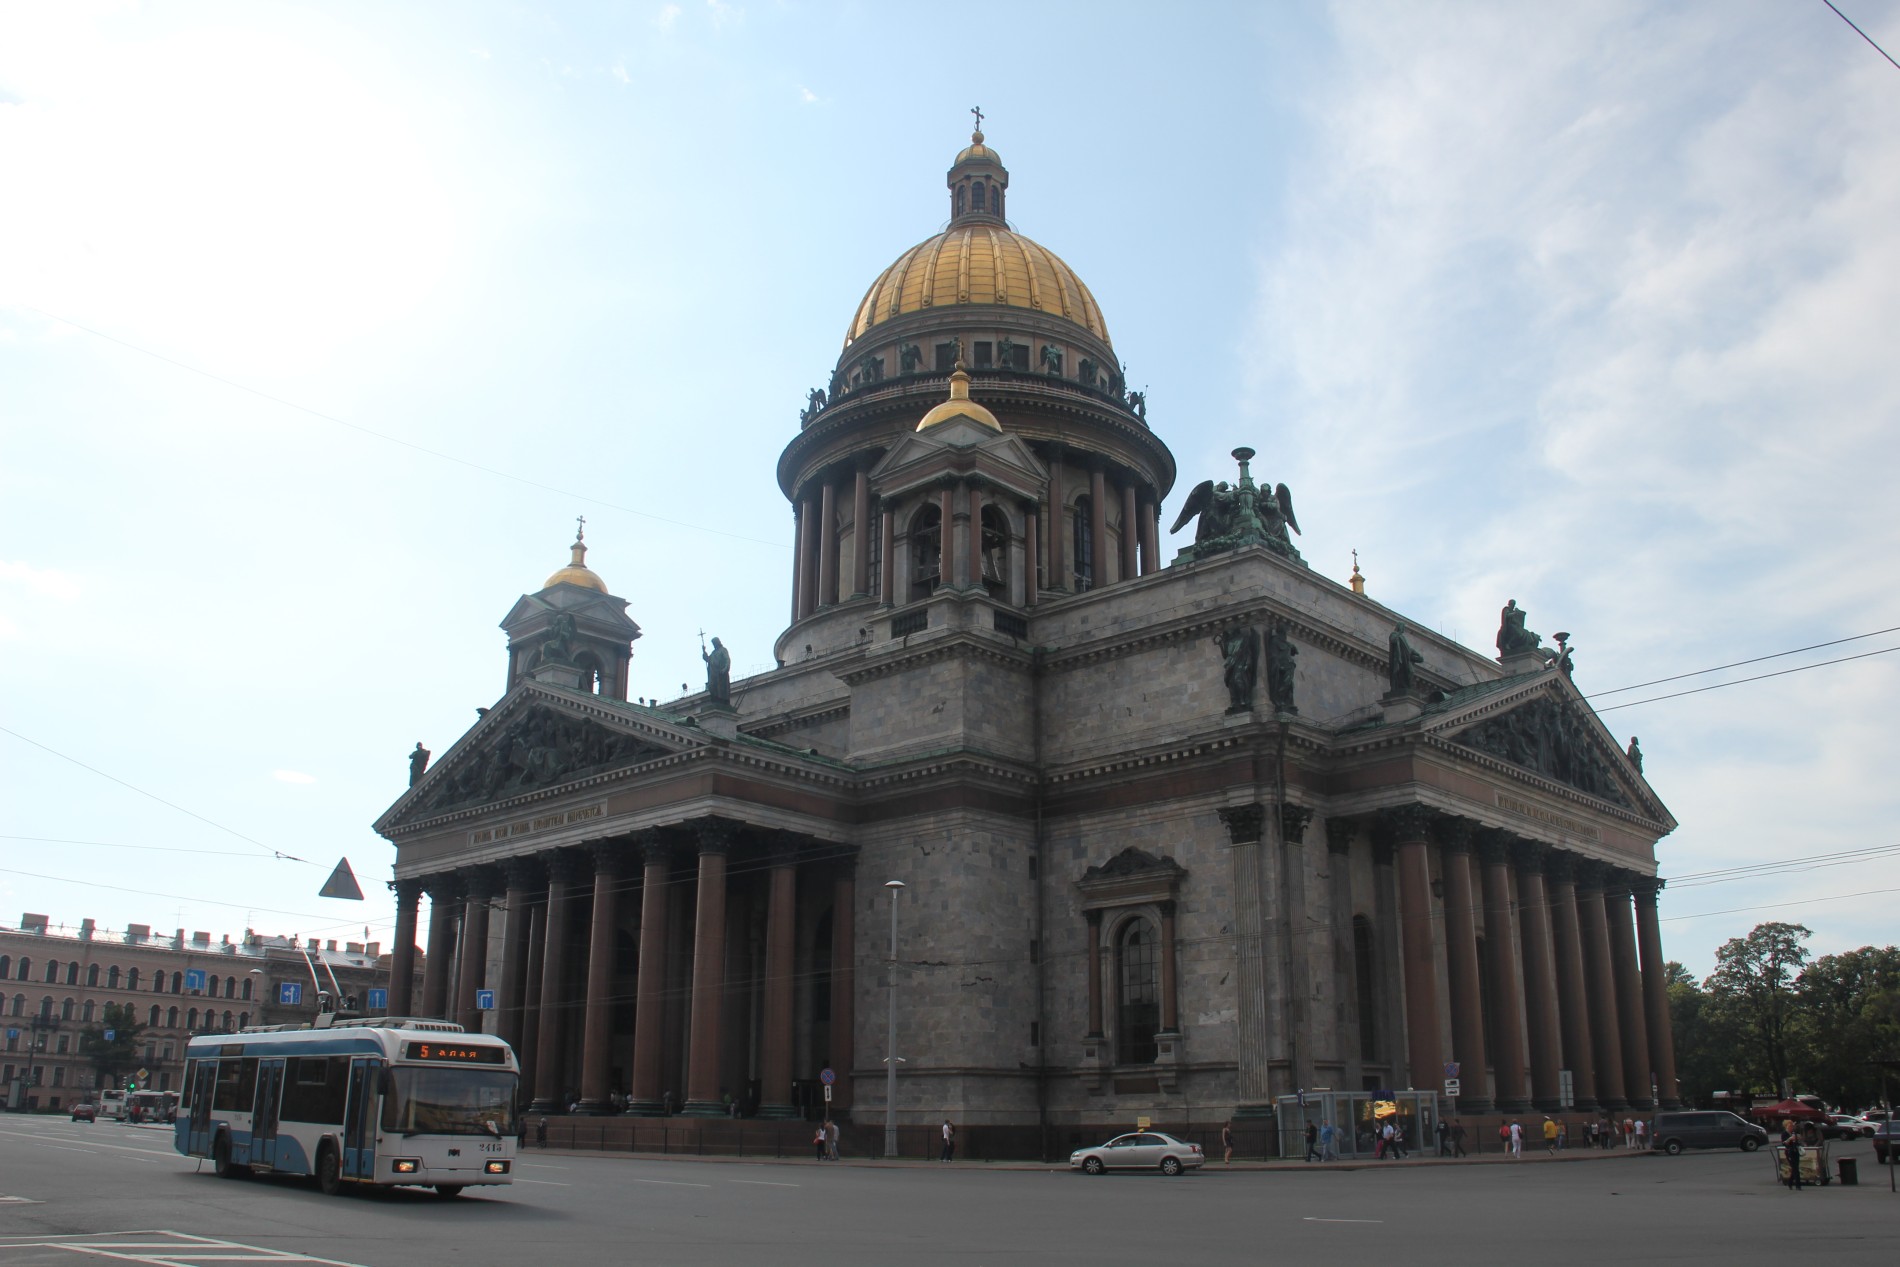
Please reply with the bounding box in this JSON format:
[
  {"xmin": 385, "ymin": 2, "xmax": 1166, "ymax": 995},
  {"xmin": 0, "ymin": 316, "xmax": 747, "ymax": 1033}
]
[
  {"xmin": 498, "ymin": 520, "xmax": 641, "ymax": 698},
  {"xmin": 778, "ymin": 124, "xmax": 1175, "ymax": 660}
]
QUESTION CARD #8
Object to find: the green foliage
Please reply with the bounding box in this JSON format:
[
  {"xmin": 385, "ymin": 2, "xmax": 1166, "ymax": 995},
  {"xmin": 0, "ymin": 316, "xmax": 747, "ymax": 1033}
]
[
  {"xmin": 1705, "ymin": 922, "xmax": 1811, "ymax": 1094},
  {"xmin": 78, "ymin": 1002, "xmax": 147, "ymax": 1086},
  {"xmin": 1793, "ymin": 945, "xmax": 1900, "ymax": 1109}
]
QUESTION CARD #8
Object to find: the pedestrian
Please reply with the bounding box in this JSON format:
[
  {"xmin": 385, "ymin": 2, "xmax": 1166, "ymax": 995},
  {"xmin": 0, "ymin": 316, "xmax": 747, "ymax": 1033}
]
[
  {"xmin": 1509, "ymin": 1119, "xmax": 1523, "ymax": 1159},
  {"xmin": 1305, "ymin": 1120, "xmax": 1320, "ymax": 1163},
  {"xmin": 1633, "ymin": 1118, "xmax": 1647, "ymax": 1150},
  {"xmin": 826, "ymin": 1117, "xmax": 840, "ymax": 1161},
  {"xmin": 1222, "ymin": 1120, "xmax": 1234, "ymax": 1165},
  {"xmin": 1450, "ymin": 1119, "xmax": 1467, "ymax": 1158},
  {"xmin": 1391, "ymin": 1122, "xmax": 1407, "ymax": 1160},
  {"xmin": 1622, "ymin": 1116, "xmax": 1634, "ymax": 1149},
  {"xmin": 1321, "ymin": 1120, "xmax": 1338, "ymax": 1162},
  {"xmin": 1781, "ymin": 1120, "xmax": 1802, "ymax": 1190},
  {"xmin": 814, "ymin": 1124, "xmax": 827, "ymax": 1161},
  {"xmin": 535, "ymin": 1116, "xmax": 548, "ymax": 1149},
  {"xmin": 1377, "ymin": 1121, "xmax": 1392, "ymax": 1159},
  {"xmin": 940, "ymin": 1118, "xmax": 955, "ymax": 1162},
  {"xmin": 1557, "ymin": 1119, "xmax": 1568, "ymax": 1150},
  {"xmin": 1499, "ymin": 1121, "xmax": 1511, "ymax": 1153},
  {"xmin": 1542, "ymin": 1115, "xmax": 1558, "ymax": 1156},
  {"xmin": 1436, "ymin": 1118, "xmax": 1450, "ymax": 1158}
]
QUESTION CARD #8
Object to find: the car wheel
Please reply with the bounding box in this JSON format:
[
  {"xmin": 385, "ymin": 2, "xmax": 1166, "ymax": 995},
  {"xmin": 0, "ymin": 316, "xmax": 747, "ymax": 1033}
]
[
  {"xmin": 316, "ymin": 1143, "xmax": 343, "ymax": 1197},
  {"xmin": 1740, "ymin": 1137, "xmax": 1760, "ymax": 1153},
  {"xmin": 433, "ymin": 1185, "xmax": 464, "ymax": 1200},
  {"xmin": 1663, "ymin": 1140, "xmax": 1683, "ymax": 1156},
  {"xmin": 1083, "ymin": 1157, "xmax": 1104, "ymax": 1175},
  {"xmin": 1160, "ymin": 1156, "xmax": 1182, "ymax": 1176}
]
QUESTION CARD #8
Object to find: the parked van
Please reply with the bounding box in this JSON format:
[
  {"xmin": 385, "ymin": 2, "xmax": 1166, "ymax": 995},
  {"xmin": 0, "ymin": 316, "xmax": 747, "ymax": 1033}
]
[
  {"xmin": 1651, "ymin": 1110, "xmax": 1769, "ymax": 1155},
  {"xmin": 95, "ymin": 1088, "xmax": 128, "ymax": 1121}
]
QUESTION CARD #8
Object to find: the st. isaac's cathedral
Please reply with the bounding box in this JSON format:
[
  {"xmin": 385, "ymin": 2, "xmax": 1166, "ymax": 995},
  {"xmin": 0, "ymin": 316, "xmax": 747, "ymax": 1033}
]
[{"xmin": 375, "ymin": 127, "xmax": 1680, "ymax": 1155}]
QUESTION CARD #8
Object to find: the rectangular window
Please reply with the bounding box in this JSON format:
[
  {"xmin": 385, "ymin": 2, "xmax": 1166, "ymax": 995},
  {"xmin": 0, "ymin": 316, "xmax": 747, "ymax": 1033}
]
[
  {"xmin": 1002, "ymin": 342, "xmax": 1029, "ymax": 371},
  {"xmin": 1029, "ymin": 1022, "xmax": 1040, "ymax": 1047},
  {"xmin": 935, "ymin": 343, "xmax": 957, "ymax": 372},
  {"xmin": 1029, "ymin": 939, "xmax": 1040, "ymax": 965},
  {"xmin": 52, "ymin": 1066, "xmax": 65, "ymax": 1086},
  {"xmin": 281, "ymin": 1056, "xmax": 348, "ymax": 1125},
  {"xmin": 973, "ymin": 341, "xmax": 993, "ymax": 368},
  {"xmin": 55, "ymin": 1035, "xmax": 69, "ymax": 1053},
  {"xmin": 1028, "ymin": 857, "xmax": 1038, "ymax": 879}
]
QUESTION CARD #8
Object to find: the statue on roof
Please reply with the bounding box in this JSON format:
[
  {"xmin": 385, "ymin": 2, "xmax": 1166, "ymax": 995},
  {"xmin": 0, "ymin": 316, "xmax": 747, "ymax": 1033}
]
[
  {"xmin": 702, "ymin": 636, "xmax": 732, "ymax": 708},
  {"xmin": 800, "ymin": 387, "xmax": 827, "ymax": 423},
  {"xmin": 1387, "ymin": 621, "xmax": 1424, "ymax": 695},
  {"xmin": 1626, "ymin": 736, "xmax": 1643, "ymax": 774},
  {"xmin": 538, "ymin": 613, "xmax": 579, "ymax": 667},
  {"xmin": 408, "ymin": 742, "xmax": 431, "ymax": 787},
  {"xmin": 1497, "ymin": 599, "xmax": 1544, "ymax": 658},
  {"xmin": 1265, "ymin": 625, "xmax": 1299, "ymax": 715},
  {"xmin": 1168, "ymin": 447, "xmax": 1303, "ymax": 567},
  {"xmin": 1216, "ymin": 624, "xmax": 1259, "ymax": 714}
]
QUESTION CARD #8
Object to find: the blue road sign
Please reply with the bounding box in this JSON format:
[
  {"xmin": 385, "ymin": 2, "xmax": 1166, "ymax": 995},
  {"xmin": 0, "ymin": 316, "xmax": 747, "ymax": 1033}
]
[
  {"xmin": 279, "ymin": 981, "xmax": 303, "ymax": 1006},
  {"xmin": 5, "ymin": 1029, "xmax": 17, "ymax": 1041},
  {"xmin": 366, "ymin": 988, "xmax": 388, "ymax": 1010},
  {"xmin": 103, "ymin": 1029, "xmax": 115, "ymax": 1042},
  {"xmin": 819, "ymin": 1067, "xmax": 836, "ymax": 1086},
  {"xmin": 184, "ymin": 969, "xmax": 207, "ymax": 993},
  {"xmin": 475, "ymin": 989, "xmax": 496, "ymax": 1011},
  {"xmin": 1444, "ymin": 1062, "xmax": 1461, "ymax": 1079}
]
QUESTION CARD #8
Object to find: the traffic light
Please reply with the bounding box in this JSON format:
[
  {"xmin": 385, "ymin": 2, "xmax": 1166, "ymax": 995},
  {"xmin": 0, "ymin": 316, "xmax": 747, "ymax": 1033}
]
[{"xmin": 126, "ymin": 1079, "xmax": 137, "ymax": 1092}]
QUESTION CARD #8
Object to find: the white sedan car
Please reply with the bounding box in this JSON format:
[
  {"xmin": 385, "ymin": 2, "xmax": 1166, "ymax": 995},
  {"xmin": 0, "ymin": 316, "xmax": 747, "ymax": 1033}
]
[{"xmin": 1070, "ymin": 1131, "xmax": 1205, "ymax": 1175}]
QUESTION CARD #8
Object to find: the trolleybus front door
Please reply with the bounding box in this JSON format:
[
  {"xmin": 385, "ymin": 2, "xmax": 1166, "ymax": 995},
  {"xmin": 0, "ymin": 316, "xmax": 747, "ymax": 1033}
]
[
  {"xmin": 342, "ymin": 1058, "xmax": 382, "ymax": 1180},
  {"xmin": 249, "ymin": 1059, "xmax": 285, "ymax": 1169},
  {"xmin": 185, "ymin": 1060, "xmax": 219, "ymax": 1157}
]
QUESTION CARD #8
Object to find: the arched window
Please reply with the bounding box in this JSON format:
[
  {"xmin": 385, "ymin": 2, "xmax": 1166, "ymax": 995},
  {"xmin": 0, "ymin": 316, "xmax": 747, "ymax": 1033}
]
[
  {"xmin": 111, "ymin": 966, "xmax": 124, "ymax": 989},
  {"xmin": 0, "ymin": 956, "xmax": 8, "ymax": 979},
  {"xmin": 955, "ymin": 185, "xmax": 966, "ymax": 216},
  {"xmin": 39, "ymin": 996, "xmax": 54, "ymax": 1020},
  {"xmin": 82, "ymin": 1000, "xmax": 95, "ymax": 1022},
  {"xmin": 166, "ymin": 1006, "xmax": 179, "ymax": 1029},
  {"xmin": 222, "ymin": 1011, "xmax": 234, "ymax": 1031},
  {"xmin": 991, "ymin": 185, "xmax": 1002, "ymax": 216},
  {"xmin": 909, "ymin": 504, "xmax": 942, "ymax": 598},
  {"xmin": 1353, "ymin": 915, "xmax": 1377, "ymax": 1062},
  {"xmin": 170, "ymin": 972, "xmax": 182, "ymax": 994},
  {"xmin": 1116, "ymin": 918, "xmax": 1160, "ymax": 1064},
  {"xmin": 980, "ymin": 504, "xmax": 1010, "ymax": 596},
  {"xmin": 8, "ymin": 994, "xmax": 21, "ymax": 1016},
  {"xmin": 972, "ymin": 180, "xmax": 985, "ymax": 212},
  {"xmin": 241, "ymin": 978, "xmax": 253, "ymax": 1001},
  {"xmin": 65, "ymin": 962, "xmax": 78, "ymax": 985},
  {"xmin": 238, "ymin": 1011, "xmax": 250, "ymax": 1029},
  {"xmin": 44, "ymin": 960, "xmax": 59, "ymax": 984},
  {"xmin": 574, "ymin": 652, "xmax": 604, "ymax": 695},
  {"xmin": 148, "ymin": 1005, "xmax": 161, "ymax": 1028},
  {"xmin": 186, "ymin": 1008, "xmax": 199, "ymax": 1030},
  {"xmin": 61, "ymin": 997, "xmax": 75, "ymax": 1020},
  {"xmin": 1072, "ymin": 496, "xmax": 1095, "ymax": 591},
  {"xmin": 224, "ymin": 976, "xmax": 236, "ymax": 999},
  {"xmin": 865, "ymin": 504, "xmax": 883, "ymax": 601},
  {"xmin": 15, "ymin": 959, "xmax": 29, "ymax": 981},
  {"xmin": 87, "ymin": 964, "xmax": 99, "ymax": 987}
]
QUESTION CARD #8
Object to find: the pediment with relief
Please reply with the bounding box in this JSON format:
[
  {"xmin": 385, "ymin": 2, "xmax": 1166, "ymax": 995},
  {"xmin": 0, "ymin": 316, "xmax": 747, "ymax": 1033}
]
[
  {"xmin": 1448, "ymin": 694, "xmax": 1632, "ymax": 809},
  {"xmin": 407, "ymin": 702, "xmax": 676, "ymax": 818}
]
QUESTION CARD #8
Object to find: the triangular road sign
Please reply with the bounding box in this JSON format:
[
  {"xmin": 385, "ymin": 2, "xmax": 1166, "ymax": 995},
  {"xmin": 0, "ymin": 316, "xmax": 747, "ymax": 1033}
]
[{"xmin": 319, "ymin": 857, "xmax": 365, "ymax": 901}]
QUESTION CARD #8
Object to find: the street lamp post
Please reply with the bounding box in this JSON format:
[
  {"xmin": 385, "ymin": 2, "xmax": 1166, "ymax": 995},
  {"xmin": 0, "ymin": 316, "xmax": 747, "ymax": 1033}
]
[{"xmin": 883, "ymin": 879, "xmax": 905, "ymax": 1159}]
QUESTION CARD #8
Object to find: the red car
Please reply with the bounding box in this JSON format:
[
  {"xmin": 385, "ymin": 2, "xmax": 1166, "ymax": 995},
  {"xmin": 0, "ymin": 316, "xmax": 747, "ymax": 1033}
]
[{"xmin": 70, "ymin": 1103, "xmax": 97, "ymax": 1123}]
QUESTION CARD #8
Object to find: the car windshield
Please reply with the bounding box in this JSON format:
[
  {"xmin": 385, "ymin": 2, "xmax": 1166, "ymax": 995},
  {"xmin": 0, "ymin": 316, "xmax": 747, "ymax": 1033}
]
[{"xmin": 381, "ymin": 1067, "xmax": 518, "ymax": 1137}]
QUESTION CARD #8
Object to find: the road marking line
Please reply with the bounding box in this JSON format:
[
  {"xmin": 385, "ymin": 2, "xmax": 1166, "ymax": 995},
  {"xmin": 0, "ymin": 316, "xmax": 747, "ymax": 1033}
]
[
  {"xmin": 9, "ymin": 1231, "xmax": 372, "ymax": 1267},
  {"xmin": 0, "ymin": 1196, "xmax": 45, "ymax": 1204},
  {"xmin": 628, "ymin": 1178, "xmax": 712, "ymax": 1188},
  {"xmin": 0, "ymin": 1128, "xmax": 179, "ymax": 1157},
  {"xmin": 1303, "ymin": 1217, "xmax": 1384, "ymax": 1224},
  {"xmin": 512, "ymin": 1178, "xmax": 571, "ymax": 1186},
  {"xmin": 45, "ymin": 1145, "xmax": 99, "ymax": 1154},
  {"xmin": 729, "ymin": 1180, "xmax": 799, "ymax": 1187}
]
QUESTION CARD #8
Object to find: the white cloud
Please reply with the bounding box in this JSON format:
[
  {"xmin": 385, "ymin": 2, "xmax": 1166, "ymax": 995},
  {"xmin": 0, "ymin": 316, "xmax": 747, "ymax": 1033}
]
[
  {"xmin": 798, "ymin": 85, "xmax": 817, "ymax": 104},
  {"xmin": 705, "ymin": 0, "xmax": 743, "ymax": 31},
  {"xmin": 272, "ymin": 770, "xmax": 317, "ymax": 785},
  {"xmin": 613, "ymin": 63, "xmax": 631, "ymax": 84},
  {"xmin": 654, "ymin": 4, "xmax": 682, "ymax": 30},
  {"xmin": 0, "ymin": 559, "xmax": 82, "ymax": 602}
]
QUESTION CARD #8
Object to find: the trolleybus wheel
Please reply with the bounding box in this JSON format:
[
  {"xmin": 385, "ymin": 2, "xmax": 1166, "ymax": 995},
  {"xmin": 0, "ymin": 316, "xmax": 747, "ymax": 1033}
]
[
  {"xmin": 212, "ymin": 1135, "xmax": 245, "ymax": 1179},
  {"xmin": 316, "ymin": 1143, "xmax": 343, "ymax": 1197},
  {"xmin": 433, "ymin": 1185, "xmax": 465, "ymax": 1199}
]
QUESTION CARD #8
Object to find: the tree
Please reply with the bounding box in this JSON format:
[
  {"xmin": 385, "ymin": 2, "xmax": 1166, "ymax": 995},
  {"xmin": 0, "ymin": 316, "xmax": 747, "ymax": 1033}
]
[
  {"xmin": 79, "ymin": 1002, "xmax": 147, "ymax": 1091},
  {"xmin": 1705, "ymin": 922, "xmax": 1811, "ymax": 1095},
  {"xmin": 1793, "ymin": 945, "xmax": 1900, "ymax": 1109},
  {"xmin": 1665, "ymin": 960, "xmax": 1746, "ymax": 1107}
]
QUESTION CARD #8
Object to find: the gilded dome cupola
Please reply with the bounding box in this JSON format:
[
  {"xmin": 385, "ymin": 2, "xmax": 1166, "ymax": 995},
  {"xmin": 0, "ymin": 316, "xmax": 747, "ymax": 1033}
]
[{"xmin": 949, "ymin": 120, "xmax": 1008, "ymax": 225}]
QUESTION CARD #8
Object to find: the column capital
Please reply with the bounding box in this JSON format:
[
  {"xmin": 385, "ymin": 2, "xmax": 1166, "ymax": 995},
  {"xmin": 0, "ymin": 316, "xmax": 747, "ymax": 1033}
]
[
  {"xmin": 1373, "ymin": 803, "xmax": 1433, "ymax": 845},
  {"xmin": 1157, "ymin": 898, "xmax": 1177, "ymax": 919},
  {"xmin": 588, "ymin": 840, "xmax": 630, "ymax": 878},
  {"xmin": 1085, "ymin": 908, "xmax": 1103, "ymax": 929},
  {"xmin": 500, "ymin": 856, "xmax": 542, "ymax": 890},
  {"xmin": 1324, "ymin": 817, "xmax": 1356, "ymax": 856},
  {"xmin": 1279, "ymin": 803, "xmax": 1314, "ymax": 845},
  {"xmin": 637, "ymin": 832, "xmax": 678, "ymax": 871},
  {"xmin": 1630, "ymin": 873, "xmax": 1664, "ymax": 903},
  {"xmin": 1572, "ymin": 857, "xmax": 1609, "ymax": 890},
  {"xmin": 543, "ymin": 848, "xmax": 591, "ymax": 886},
  {"xmin": 1544, "ymin": 849, "xmax": 1578, "ymax": 885},
  {"xmin": 1601, "ymin": 867, "xmax": 1639, "ymax": 899},
  {"xmin": 761, "ymin": 832, "xmax": 802, "ymax": 869},
  {"xmin": 423, "ymin": 874, "xmax": 465, "ymax": 902},
  {"xmin": 1511, "ymin": 838, "xmax": 1550, "ymax": 873},
  {"xmin": 1475, "ymin": 827, "xmax": 1516, "ymax": 868},
  {"xmin": 1428, "ymin": 813, "xmax": 1477, "ymax": 853},
  {"xmin": 1218, "ymin": 802, "xmax": 1266, "ymax": 845},
  {"xmin": 694, "ymin": 817, "xmax": 741, "ymax": 857},
  {"xmin": 389, "ymin": 877, "xmax": 425, "ymax": 904},
  {"xmin": 460, "ymin": 865, "xmax": 502, "ymax": 900}
]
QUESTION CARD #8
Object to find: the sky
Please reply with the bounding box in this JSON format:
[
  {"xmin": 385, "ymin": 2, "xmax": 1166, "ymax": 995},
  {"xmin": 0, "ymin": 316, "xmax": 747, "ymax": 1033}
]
[{"xmin": 2, "ymin": 0, "xmax": 1897, "ymax": 981}]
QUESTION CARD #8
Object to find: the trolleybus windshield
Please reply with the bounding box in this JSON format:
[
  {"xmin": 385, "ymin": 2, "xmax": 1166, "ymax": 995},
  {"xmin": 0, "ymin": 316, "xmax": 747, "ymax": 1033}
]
[{"xmin": 381, "ymin": 1066, "xmax": 517, "ymax": 1137}]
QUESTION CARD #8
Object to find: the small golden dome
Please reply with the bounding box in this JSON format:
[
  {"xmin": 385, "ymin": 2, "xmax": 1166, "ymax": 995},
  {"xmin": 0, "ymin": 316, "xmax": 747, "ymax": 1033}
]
[
  {"xmin": 917, "ymin": 361, "xmax": 1002, "ymax": 433},
  {"xmin": 845, "ymin": 224, "xmax": 1111, "ymax": 347},
  {"xmin": 543, "ymin": 525, "xmax": 608, "ymax": 593},
  {"xmin": 955, "ymin": 130, "xmax": 999, "ymax": 166}
]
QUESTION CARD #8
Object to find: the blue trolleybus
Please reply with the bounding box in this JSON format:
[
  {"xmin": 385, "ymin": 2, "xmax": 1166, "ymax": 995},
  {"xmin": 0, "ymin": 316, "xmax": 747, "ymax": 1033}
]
[{"xmin": 176, "ymin": 1018, "xmax": 517, "ymax": 1198}]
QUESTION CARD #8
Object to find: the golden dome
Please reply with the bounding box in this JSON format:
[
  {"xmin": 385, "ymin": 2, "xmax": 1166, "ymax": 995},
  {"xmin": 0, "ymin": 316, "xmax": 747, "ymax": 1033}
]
[
  {"xmin": 917, "ymin": 362, "xmax": 1002, "ymax": 433},
  {"xmin": 845, "ymin": 224, "xmax": 1111, "ymax": 347},
  {"xmin": 543, "ymin": 527, "xmax": 608, "ymax": 593}
]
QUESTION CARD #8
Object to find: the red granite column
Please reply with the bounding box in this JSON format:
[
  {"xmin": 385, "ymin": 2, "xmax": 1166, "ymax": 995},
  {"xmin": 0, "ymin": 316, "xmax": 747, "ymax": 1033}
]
[
  {"xmin": 830, "ymin": 861, "xmax": 856, "ymax": 1111},
  {"xmin": 455, "ymin": 871, "xmax": 494, "ymax": 1033},
  {"xmin": 1632, "ymin": 877, "xmax": 1682, "ymax": 1108},
  {"xmin": 420, "ymin": 876, "xmax": 459, "ymax": 1019},
  {"xmin": 1604, "ymin": 874, "xmax": 1654, "ymax": 1109},
  {"xmin": 878, "ymin": 509, "xmax": 895, "ymax": 606},
  {"xmin": 938, "ymin": 483, "xmax": 957, "ymax": 592},
  {"xmin": 1575, "ymin": 863, "xmax": 1628, "ymax": 1110},
  {"xmin": 758, "ymin": 841, "xmax": 800, "ymax": 1118},
  {"xmin": 387, "ymin": 879, "xmax": 422, "ymax": 1018},
  {"xmin": 1512, "ymin": 843, "xmax": 1565, "ymax": 1111},
  {"xmin": 517, "ymin": 895, "xmax": 546, "ymax": 1099},
  {"xmin": 790, "ymin": 500, "xmax": 804, "ymax": 624},
  {"xmin": 1545, "ymin": 853, "xmax": 1599, "ymax": 1111},
  {"xmin": 795, "ymin": 495, "xmax": 818, "ymax": 620},
  {"xmin": 1024, "ymin": 507, "xmax": 1041, "ymax": 606},
  {"xmin": 1047, "ymin": 448, "xmax": 1068, "ymax": 592},
  {"xmin": 576, "ymin": 845, "xmax": 625, "ymax": 1114},
  {"xmin": 966, "ymin": 482, "xmax": 983, "ymax": 590},
  {"xmin": 1088, "ymin": 465, "xmax": 1108, "ymax": 589},
  {"xmin": 1085, "ymin": 910, "xmax": 1105, "ymax": 1037},
  {"xmin": 682, "ymin": 821, "xmax": 734, "ymax": 1115},
  {"xmin": 1477, "ymin": 831, "xmax": 1530, "ymax": 1112},
  {"xmin": 496, "ymin": 859, "xmax": 537, "ymax": 1050},
  {"xmin": 1158, "ymin": 901, "xmax": 1179, "ymax": 1033},
  {"xmin": 530, "ymin": 852, "xmax": 583, "ymax": 1113},
  {"xmin": 818, "ymin": 480, "xmax": 838, "ymax": 608},
  {"xmin": 1382, "ymin": 807, "xmax": 1442, "ymax": 1092},
  {"xmin": 1434, "ymin": 818, "xmax": 1491, "ymax": 1111},
  {"xmin": 1138, "ymin": 493, "xmax": 1160, "ymax": 575},
  {"xmin": 629, "ymin": 836, "xmax": 672, "ymax": 1113},
  {"xmin": 1119, "ymin": 480, "xmax": 1138, "ymax": 583},
  {"xmin": 851, "ymin": 465, "xmax": 871, "ymax": 599}
]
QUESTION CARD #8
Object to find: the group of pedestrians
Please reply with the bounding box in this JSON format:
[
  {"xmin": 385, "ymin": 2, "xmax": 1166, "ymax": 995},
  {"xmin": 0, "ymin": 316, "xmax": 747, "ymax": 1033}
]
[{"xmin": 810, "ymin": 1118, "xmax": 840, "ymax": 1161}]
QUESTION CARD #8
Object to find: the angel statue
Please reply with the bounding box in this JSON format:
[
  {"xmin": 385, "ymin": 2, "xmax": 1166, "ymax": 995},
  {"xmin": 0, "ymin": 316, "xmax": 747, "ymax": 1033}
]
[{"xmin": 1167, "ymin": 447, "xmax": 1303, "ymax": 566}]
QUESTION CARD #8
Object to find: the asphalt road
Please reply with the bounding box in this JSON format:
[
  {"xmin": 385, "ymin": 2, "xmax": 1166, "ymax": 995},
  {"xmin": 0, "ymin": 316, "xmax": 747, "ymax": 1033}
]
[{"xmin": 0, "ymin": 1115, "xmax": 1893, "ymax": 1266}]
